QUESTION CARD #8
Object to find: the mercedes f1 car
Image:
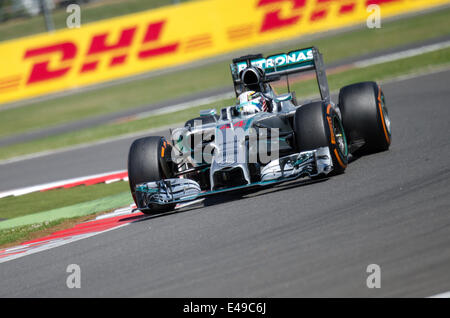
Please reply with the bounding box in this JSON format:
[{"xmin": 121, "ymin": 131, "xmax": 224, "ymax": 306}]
[{"xmin": 127, "ymin": 47, "xmax": 391, "ymax": 213}]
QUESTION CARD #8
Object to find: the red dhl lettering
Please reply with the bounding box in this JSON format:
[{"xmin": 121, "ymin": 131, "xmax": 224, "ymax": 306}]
[
  {"xmin": 138, "ymin": 21, "xmax": 180, "ymax": 59},
  {"xmin": 23, "ymin": 19, "xmax": 179, "ymax": 85},
  {"xmin": 16, "ymin": 0, "xmax": 416, "ymax": 91},
  {"xmin": 80, "ymin": 26, "xmax": 137, "ymax": 73},
  {"xmin": 366, "ymin": 0, "xmax": 401, "ymax": 5},
  {"xmin": 257, "ymin": 0, "xmax": 361, "ymax": 32},
  {"xmin": 24, "ymin": 42, "xmax": 77, "ymax": 84},
  {"xmin": 258, "ymin": 0, "xmax": 306, "ymax": 32}
]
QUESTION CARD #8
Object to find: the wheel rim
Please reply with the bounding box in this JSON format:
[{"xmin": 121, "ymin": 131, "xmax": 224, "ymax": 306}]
[
  {"xmin": 333, "ymin": 116, "xmax": 348, "ymax": 157},
  {"xmin": 381, "ymin": 94, "xmax": 391, "ymax": 136}
]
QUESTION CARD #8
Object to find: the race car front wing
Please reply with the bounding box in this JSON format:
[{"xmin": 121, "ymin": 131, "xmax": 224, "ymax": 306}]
[{"xmin": 134, "ymin": 147, "xmax": 333, "ymax": 211}]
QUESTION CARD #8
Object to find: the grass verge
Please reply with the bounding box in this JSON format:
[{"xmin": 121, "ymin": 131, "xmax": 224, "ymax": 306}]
[
  {"xmin": 0, "ymin": 46, "xmax": 449, "ymax": 161},
  {"xmin": 0, "ymin": 191, "xmax": 133, "ymax": 230},
  {"xmin": 0, "ymin": 188, "xmax": 134, "ymax": 247},
  {"xmin": 0, "ymin": 180, "xmax": 129, "ymax": 219},
  {"xmin": 0, "ymin": 179, "xmax": 131, "ymax": 243},
  {"xmin": 0, "ymin": 212, "xmax": 107, "ymax": 249},
  {"xmin": 0, "ymin": 8, "xmax": 449, "ymax": 138},
  {"xmin": 0, "ymin": 175, "xmax": 133, "ymax": 248}
]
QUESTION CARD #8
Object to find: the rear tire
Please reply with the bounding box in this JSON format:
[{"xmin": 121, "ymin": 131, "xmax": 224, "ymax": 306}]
[
  {"xmin": 338, "ymin": 82, "xmax": 391, "ymax": 154},
  {"xmin": 294, "ymin": 102, "xmax": 348, "ymax": 175},
  {"xmin": 127, "ymin": 136, "xmax": 176, "ymax": 214}
]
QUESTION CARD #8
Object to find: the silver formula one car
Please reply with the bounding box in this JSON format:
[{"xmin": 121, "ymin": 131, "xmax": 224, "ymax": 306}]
[{"xmin": 127, "ymin": 47, "xmax": 391, "ymax": 213}]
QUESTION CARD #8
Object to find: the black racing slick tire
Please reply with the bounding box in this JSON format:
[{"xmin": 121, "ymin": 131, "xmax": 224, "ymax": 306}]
[
  {"xmin": 127, "ymin": 136, "xmax": 176, "ymax": 214},
  {"xmin": 338, "ymin": 82, "xmax": 391, "ymax": 154},
  {"xmin": 294, "ymin": 102, "xmax": 348, "ymax": 175}
]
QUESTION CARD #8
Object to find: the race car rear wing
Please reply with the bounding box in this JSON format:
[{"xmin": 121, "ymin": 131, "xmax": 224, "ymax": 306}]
[{"xmin": 230, "ymin": 47, "xmax": 330, "ymax": 103}]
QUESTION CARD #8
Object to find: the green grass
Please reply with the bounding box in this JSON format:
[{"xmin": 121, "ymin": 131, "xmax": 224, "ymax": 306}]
[
  {"xmin": 0, "ymin": 218, "xmax": 68, "ymax": 247},
  {"xmin": 1, "ymin": 45, "xmax": 449, "ymax": 161},
  {"xmin": 0, "ymin": 8, "xmax": 449, "ymax": 140},
  {"xmin": 0, "ymin": 192, "xmax": 131, "ymax": 246},
  {"xmin": 0, "ymin": 180, "xmax": 133, "ymax": 247},
  {"xmin": 0, "ymin": 0, "xmax": 194, "ymax": 42},
  {"xmin": 0, "ymin": 181, "xmax": 129, "ymax": 220}
]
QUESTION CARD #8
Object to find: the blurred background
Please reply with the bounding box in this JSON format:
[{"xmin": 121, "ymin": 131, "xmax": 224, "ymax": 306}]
[
  {"xmin": 0, "ymin": 0, "xmax": 189, "ymax": 40},
  {"xmin": 0, "ymin": 1, "xmax": 449, "ymax": 296},
  {"xmin": 0, "ymin": 0, "xmax": 448, "ymax": 163},
  {"xmin": 0, "ymin": 0, "xmax": 448, "ymax": 162}
]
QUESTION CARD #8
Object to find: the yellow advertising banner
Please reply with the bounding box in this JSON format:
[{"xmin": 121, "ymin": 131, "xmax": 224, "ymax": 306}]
[{"xmin": 0, "ymin": 0, "xmax": 448, "ymax": 104}]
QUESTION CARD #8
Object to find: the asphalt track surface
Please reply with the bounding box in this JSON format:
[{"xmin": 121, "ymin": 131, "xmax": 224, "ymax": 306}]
[{"xmin": 0, "ymin": 69, "xmax": 449, "ymax": 297}]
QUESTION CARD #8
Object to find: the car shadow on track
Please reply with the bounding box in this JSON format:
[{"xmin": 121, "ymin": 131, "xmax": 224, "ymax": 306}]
[
  {"xmin": 125, "ymin": 152, "xmax": 369, "ymax": 225},
  {"xmin": 127, "ymin": 177, "xmax": 332, "ymax": 226}
]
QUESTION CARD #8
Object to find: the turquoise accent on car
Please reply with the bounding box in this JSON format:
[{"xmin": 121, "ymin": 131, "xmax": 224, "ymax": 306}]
[
  {"xmin": 200, "ymin": 109, "xmax": 217, "ymax": 117},
  {"xmin": 274, "ymin": 94, "xmax": 292, "ymax": 102},
  {"xmin": 236, "ymin": 48, "xmax": 314, "ymax": 74}
]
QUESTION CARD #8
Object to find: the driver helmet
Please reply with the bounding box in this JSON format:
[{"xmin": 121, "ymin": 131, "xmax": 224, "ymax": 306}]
[{"xmin": 237, "ymin": 91, "xmax": 267, "ymax": 115}]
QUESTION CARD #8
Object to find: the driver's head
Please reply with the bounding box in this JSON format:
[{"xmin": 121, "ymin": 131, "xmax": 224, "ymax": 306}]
[
  {"xmin": 238, "ymin": 91, "xmax": 257, "ymax": 104},
  {"xmin": 236, "ymin": 91, "xmax": 266, "ymax": 115}
]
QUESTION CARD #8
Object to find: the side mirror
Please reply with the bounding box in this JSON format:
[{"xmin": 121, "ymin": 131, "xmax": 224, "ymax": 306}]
[
  {"xmin": 200, "ymin": 109, "xmax": 217, "ymax": 117},
  {"xmin": 274, "ymin": 94, "xmax": 292, "ymax": 102}
]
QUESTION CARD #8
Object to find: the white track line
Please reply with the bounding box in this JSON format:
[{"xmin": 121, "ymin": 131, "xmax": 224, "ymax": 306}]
[
  {"xmin": 428, "ymin": 291, "xmax": 450, "ymax": 298},
  {"xmin": 0, "ymin": 123, "xmax": 179, "ymax": 166},
  {"xmin": 94, "ymin": 205, "xmax": 135, "ymax": 220},
  {"xmin": 0, "ymin": 223, "xmax": 130, "ymax": 264},
  {"xmin": 354, "ymin": 40, "xmax": 450, "ymax": 68},
  {"xmin": 0, "ymin": 169, "xmax": 127, "ymax": 198}
]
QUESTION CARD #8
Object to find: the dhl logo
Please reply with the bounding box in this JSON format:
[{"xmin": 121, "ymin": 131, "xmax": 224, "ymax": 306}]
[
  {"xmin": 24, "ymin": 20, "xmax": 179, "ymax": 84},
  {"xmin": 21, "ymin": 0, "xmax": 401, "ymax": 86},
  {"xmin": 257, "ymin": 0, "xmax": 405, "ymax": 32},
  {"xmin": 0, "ymin": 0, "xmax": 447, "ymax": 104}
]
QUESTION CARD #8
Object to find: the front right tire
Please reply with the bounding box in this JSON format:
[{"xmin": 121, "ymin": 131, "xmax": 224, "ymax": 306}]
[
  {"xmin": 294, "ymin": 101, "xmax": 348, "ymax": 175},
  {"xmin": 127, "ymin": 136, "xmax": 176, "ymax": 214}
]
